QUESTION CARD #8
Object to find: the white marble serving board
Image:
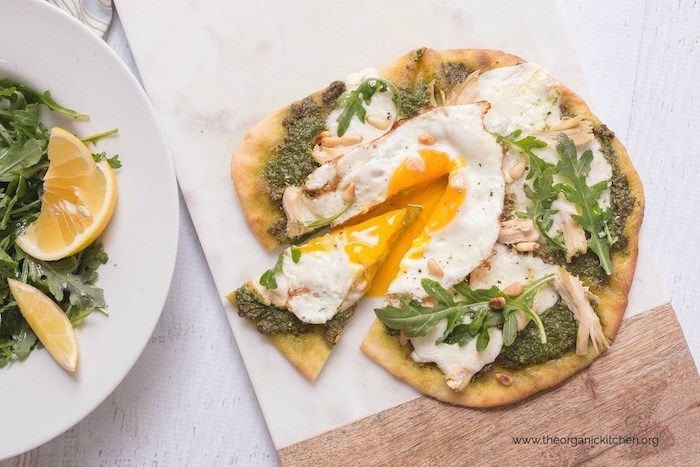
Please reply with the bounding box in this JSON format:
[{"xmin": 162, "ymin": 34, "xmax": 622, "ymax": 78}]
[{"xmin": 115, "ymin": 0, "xmax": 668, "ymax": 449}]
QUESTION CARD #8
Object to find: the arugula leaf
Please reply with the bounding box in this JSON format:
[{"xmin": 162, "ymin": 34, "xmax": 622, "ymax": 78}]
[
  {"xmin": 335, "ymin": 78, "xmax": 401, "ymax": 136},
  {"xmin": 375, "ymin": 296, "xmax": 464, "ymax": 338},
  {"xmin": 476, "ymin": 327, "xmax": 491, "ymax": 352},
  {"xmin": 23, "ymin": 255, "xmax": 106, "ymax": 310},
  {"xmin": 303, "ymin": 199, "xmax": 355, "ymax": 229},
  {"xmin": 81, "ymin": 128, "xmax": 119, "ymax": 145},
  {"xmin": 376, "ymin": 276, "xmax": 553, "ymax": 348},
  {"xmin": 497, "ymin": 130, "xmax": 549, "ymax": 174},
  {"xmin": 11, "ymin": 325, "xmax": 37, "ymax": 359},
  {"xmin": 259, "ymin": 254, "xmax": 284, "ymax": 289},
  {"xmin": 291, "ymin": 247, "xmax": 301, "ymax": 264},
  {"xmin": 68, "ymin": 307, "xmax": 107, "ymax": 327},
  {"xmin": 502, "ymin": 313, "xmax": 519, "ymax": 346},
  {"xmin": 0, "ymin": 139, "xmax": 43, "ymax": 182},
  {"xmin": 93, "ymin": 151, "xmax": 122, "ymax": 169},
  {"xmin": 0, "ymin": 78, "xmax": 88, "ymax": 120},
  {"xmin": 497, "ymin": 130, "xmax": 566, "ymax": 252},
  {"xmin": 76, "ymin": 242, "xmax": 109, "ymax": 283},
  {"xmin": 421, "ymin": 278, "xmax": 455, "ymax": 306},
  {"xmin": 554, "ymin": 134, "xmax": 614, "ymax": 275}
]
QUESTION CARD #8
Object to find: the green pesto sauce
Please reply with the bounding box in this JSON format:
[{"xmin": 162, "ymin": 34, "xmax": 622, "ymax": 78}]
[
  {"xmin": 235, "ymin": 284, "xmax": 310, "ymax": 335},
  {"xmin": 399, "ymin": 83, "xmax": 430, "ymax": 118},
  {"xmin": 262, "ymin": 82, "xmax": 346, "ymax": 242},
  {"xmin": 497, "ymin": 301, "xmax": 577, "ymax": 369},
  {"xmin": 324, "ymin": 307, "xmax": 355, "ymax": 345},
  {"xmin": 595, "ymin": 125, "xmax": 635, "ymax": 249},
  {"xmin": 263, "ymin": 98, "xmax": 325, "ymax": 202},
  {"xmin": 413, "ymin": 47, "xmax": 426, "ymax": 63},
  {"xmin": 440, "ymin": 62, "xmax": 471, "ymax": 92},
  {"xmin": 538, "ymin": 246, "xmax": 608, "ymax": 288},
  {"xmin": 234, "ymin": 283, "xmax": 353, "ymax": 346},
  {"xmin": 263, "ymin": 82, "xmax": 346, "ymax": 204}
]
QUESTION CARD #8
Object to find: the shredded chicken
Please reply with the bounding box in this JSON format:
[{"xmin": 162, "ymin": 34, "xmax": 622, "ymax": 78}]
[
  {"xmin": 498, "ymin": 217, "xmax": 540, "ymax": 244},
  {"xmin": 468, "ymin": 256, "xmax": 492, "ymax": 286},
  {"xmin": 553, "ymin": 267, "xmax": 609, "ymax": 355},
  {"xmin": 444, "ymin": 70, "xmax": 480, "ymax": 106},
  {"xmin": 446, "ymin": 367, "xmax": 472, "ymax": 391},
  {"xmin": 562, "ymin": 216, "xmax": 588, "ymax": 261},
  {"xmin": 541, "ymin": 114, "xmax": 593, "ymax": 147},
  {"xmin": 551, "ymin": 195, "xmax": 587, "ymax": 261},
  {"xmin": 283, "ymin": 188, "xmax": 312, "ymax": 238}
]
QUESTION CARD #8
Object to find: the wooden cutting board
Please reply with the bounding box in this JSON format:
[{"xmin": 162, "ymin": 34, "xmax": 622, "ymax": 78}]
[{"xmin": 279, "ymin": 303, "xmax": 700, "ymax": 466}]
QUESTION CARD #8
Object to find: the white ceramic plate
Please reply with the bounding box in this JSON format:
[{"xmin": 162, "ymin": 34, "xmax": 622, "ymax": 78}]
[{"xmin": 0, "ymin": 0, "xmax": 178, "ymax": 459}]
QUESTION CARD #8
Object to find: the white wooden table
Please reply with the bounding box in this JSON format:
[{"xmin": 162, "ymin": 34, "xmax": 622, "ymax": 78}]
[{"xmin": 4, "ymin": 1, "xmax": 699, "ymax": 465}]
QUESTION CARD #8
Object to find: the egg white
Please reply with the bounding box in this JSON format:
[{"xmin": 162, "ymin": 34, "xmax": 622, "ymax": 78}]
[{"xmin": 250, "ymin": 240, "xmax": 360, "ymax": 324}]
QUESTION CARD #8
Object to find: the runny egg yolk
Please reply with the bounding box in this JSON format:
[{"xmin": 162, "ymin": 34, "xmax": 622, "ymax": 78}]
[
  {"xmin": 297, "ymin": 150, "xmax": 468, "ymax": 297},
  {"xmin": 342, "ymin": 210, "xmax": 406, "ymax": 267},
  {"xmin": 387, "ymin": 149, "xmax": 453, "ymax": 197},
  {"xmin": 407, "ymin": 167, "xmax": 468, "ymax": 259},
  {"xmin": 297, "ymin": 207, "xmax": 414, "ymax": 279},
  {"xmin": 365, "ymin": 179, "xmax": 448, "ymax": 296}
]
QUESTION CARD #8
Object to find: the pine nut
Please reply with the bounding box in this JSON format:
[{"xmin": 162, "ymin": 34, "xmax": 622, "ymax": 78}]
[
  {"xmin": 314, "ymin": 130, "xmax": 331, "ymax": 145},
  {"xmin": 503, "ymin": 282, "xmax": 524, "ymax": 297},
  {"xmin": 427, "ymin": 258, "xmax": 444, "ymax": 278},
  {"xmin": 367, "ymin": 114, "xmax": 390, "ymax": 130},
  {"xmin": 495, "ymin": 373, "xmax": 513, "ymax": 386},
  {"xmin": 508, "ymin": 159, "xmax": 527, "ymax": 181},
  {"xmin": 418, "ymin": 134, "xmax": 436, "ymax": 145},
  {"xmin": 340, "ymin": 134, "xmax": 363, "ymax": 145},
  {"xmin": 489, "ymin": 297, "xmax": 506, "ymax": 310},
  {"xmin": 515, "ymin": 241, "xmax": 540, "ymax": 252},
  {"xmin": 321, "ymin": 136, "xmax": 342, "ymax": 148}
]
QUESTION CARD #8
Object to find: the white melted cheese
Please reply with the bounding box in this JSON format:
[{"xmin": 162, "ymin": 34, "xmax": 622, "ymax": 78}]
[
  {"xmin": 470, "ymin": 244, "xmax": 558, "ymax": 314},
  {"xmin": 250, "ymin": 243, "xmax": 360, "ymax": 324},
  {"xmin": 477, "ymin": 63, "xmax": 562, "ymax": 135},
  {"xmin": 411, "ymin": 319, "xmax": 503, "ymax": 390}
]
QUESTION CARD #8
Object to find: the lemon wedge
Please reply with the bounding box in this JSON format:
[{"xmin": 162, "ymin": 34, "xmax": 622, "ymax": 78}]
[
  {"xmin": 7, "ymin": 278, "xmax": 78, "ymax": 372},
  {"xmin": 15, "ymin": 127, "xmax": 117, "ymax": 261}
]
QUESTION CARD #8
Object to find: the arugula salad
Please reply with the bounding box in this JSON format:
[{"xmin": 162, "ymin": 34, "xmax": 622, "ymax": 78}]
[{"xmin": 0, "ymin": 77, "xmax": 120, "ymax": 368}]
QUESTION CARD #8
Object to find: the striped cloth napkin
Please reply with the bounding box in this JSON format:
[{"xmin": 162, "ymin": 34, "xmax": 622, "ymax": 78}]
[{"xmin": 48, "ymin": 0, "xmax": 113, "ymax": 37}]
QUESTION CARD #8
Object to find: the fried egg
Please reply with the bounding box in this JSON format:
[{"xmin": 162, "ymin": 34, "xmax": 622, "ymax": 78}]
[
  {"xmin": 249, "ymin": 207, "xmax": 418, "ymax": 324},
  {"xmin": 283, "ymin": 103, "xmax": 504, "ymax": 297}
]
